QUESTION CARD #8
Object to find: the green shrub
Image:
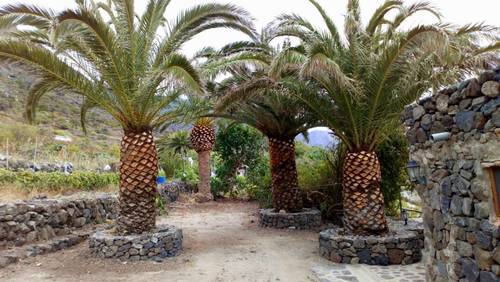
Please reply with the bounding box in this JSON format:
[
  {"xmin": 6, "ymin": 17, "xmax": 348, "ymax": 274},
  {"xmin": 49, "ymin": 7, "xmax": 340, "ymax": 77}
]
[
  {"xmin": 212, "ymin": 124, "xmax": 265, "ymax": 196},
  {"xmin": 245, "ymin": 153, "xmax": 272, "ymax": 208},
  {"xmin": 0, "ymin": 169, "xmax": 118, "ymax": 192},
  {"xmin": 378, "ymin": 129, "xmax": 412, "ymax": 216},
  {"xmin": 296, "ymin": 142, "xmax": 334, "ymax": 188}
]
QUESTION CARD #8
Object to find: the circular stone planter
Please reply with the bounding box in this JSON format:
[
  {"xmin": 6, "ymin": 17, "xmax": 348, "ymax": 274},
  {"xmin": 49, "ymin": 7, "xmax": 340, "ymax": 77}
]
[
  {"xmin": 89, "ymin": 225, "xmax": 182, "ymax": 261},
  {"xmin": 319, "ymin": 222, "xmax": 424, "ymax": 265},
  {"xmin": 259, "ymin": 208, "xmax": 321, "ymax": 229}
]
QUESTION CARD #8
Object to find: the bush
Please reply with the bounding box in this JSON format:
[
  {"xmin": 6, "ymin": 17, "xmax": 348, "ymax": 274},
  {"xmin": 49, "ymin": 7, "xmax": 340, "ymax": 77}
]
[
  {"xmin": 245, "ymin": 153, "xmax": 272, "ymax": 208},
  {"xmin": 212, "ymin": 124, "xmax": 265, "ymax": 196},
  {"xmin": 0, "ymin": 169, "xmax": 118, "ymax": 192},
  {"xmin": 378, "ymin": 129, "xmax": 412, "ymax": 216},
  {"xmin": 296, "ymin": 142, "xmax": 334, "ymax": 188}
]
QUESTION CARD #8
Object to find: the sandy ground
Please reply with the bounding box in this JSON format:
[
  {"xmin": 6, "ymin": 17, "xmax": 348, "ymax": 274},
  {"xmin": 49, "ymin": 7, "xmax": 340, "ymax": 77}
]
[{"xmin": 0, "ymin": 200, "xmax": 331, "ymax": 282}]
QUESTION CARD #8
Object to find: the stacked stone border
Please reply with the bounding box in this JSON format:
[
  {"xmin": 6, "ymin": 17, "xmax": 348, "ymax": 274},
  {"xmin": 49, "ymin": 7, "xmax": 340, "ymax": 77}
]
[
  {"xmin": 319, "ymin": 225, "xmax": 424, "ymax": 265},
  {"xmin": 0, "ymin": 194, "xmax": 118, "ymax": 248},
  {"xmin": 89, "ymin": 225, "xmax": 182, "ymax": 261},
  {"xmin": 259, "ymin": 208, "xmax": 321, "ymax": 229},
  {"xmin": 403, "ymin": 68, "xmax": 500, "ymax": 281}
]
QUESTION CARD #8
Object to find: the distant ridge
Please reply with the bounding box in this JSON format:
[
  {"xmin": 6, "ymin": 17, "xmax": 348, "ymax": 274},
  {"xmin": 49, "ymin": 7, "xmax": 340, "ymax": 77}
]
[{"xmin": 296, "ymin": 128, "xmax": 337, "ymax": 148}]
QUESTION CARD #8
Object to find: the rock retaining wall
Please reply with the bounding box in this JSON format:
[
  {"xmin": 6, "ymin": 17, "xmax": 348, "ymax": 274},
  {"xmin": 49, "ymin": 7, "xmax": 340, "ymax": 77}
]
[
  {"xmin": 319, "ymin": 221, "xmax": 424, "ymax": 265},
  {"xmin": 403, "ymin": 69, "xmax": 500, "ymax": 281},
  {"xmin": 0, "ymin": 194, "xmax": 118, "ymax": 248},
  {"xmin": 259, "ymin": 208, "xmax": 321, "ymax": 229}
]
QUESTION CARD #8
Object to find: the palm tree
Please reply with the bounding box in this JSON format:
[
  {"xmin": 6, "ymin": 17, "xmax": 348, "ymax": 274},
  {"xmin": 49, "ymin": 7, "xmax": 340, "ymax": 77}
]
[
  {"xmin": 271, "ymin": 0, "xmax": 499, "ymax": 234},
  {"xmin": 157, "ymin": 130, "xmax": 191, "ymax": 178},
  {"xmin": 200, "ymin": 34, "xmax": 322, "ymax": 212},
  {"xmin": 0, "ymin": 0, "xmax": 254, "ymax": 234},
  {"xmin": 189, "ymin": 117, "xmax": 216, "ymax": 202}
]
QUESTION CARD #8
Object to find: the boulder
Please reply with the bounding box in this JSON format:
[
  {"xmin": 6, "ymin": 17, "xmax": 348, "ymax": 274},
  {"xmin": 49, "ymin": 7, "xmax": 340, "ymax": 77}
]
[
  {"xmin": 463, "ymin": 78, "xmax": 481, "ymax": 98},
  {"xmin": 481, "ymin": 81, "xmax": 499, "ymax": 97}
]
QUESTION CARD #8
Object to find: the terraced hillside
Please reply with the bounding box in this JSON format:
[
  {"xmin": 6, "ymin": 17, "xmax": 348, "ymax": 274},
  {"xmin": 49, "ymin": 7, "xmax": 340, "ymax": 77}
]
[{"xmin": 0, "ymin": 62, "xmax": 121, "ymax": 170}]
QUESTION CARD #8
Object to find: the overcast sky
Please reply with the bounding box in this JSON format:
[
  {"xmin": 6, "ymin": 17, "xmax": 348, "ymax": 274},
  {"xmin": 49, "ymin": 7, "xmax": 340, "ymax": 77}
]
[{"xmin": 2, "ymin": 0, "xmax": 499, "ymax": 57}]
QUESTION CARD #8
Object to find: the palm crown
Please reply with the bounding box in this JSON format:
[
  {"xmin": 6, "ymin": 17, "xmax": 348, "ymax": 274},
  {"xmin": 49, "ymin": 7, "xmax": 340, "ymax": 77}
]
[
  {"xmin": 200, "ymin": 32, "xmax": 321, "ymax": 140},
  {"xmin": 197, "ymin": 31, "xmax": 323, "ymax": 212},
  {"xmin": 0, "ymin": 0, "xmax": 255, "ymax": 133},
  {"xmin": 270, "ymin": 0, "xmax": 499, "ymax": 152},
  {"xmin": 266, "ymin": 0, "xmax": 499, "ymax": 234},
  {"xmin": 0, "ymin": 0, "xmax": 255, "ymax": 234}
]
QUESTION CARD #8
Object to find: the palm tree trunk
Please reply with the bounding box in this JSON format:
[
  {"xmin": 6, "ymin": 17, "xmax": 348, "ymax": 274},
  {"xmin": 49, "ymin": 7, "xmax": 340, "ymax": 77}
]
[
  {"xmin": 342, "ymin": 150, "xmax": 388, "ymax": 235},
  {"xmin": 117, "ymin": 130, "xmax": 157, "ymax": 235},
  {"xmin": 268, "ymin": 137, "xmax": 303, "ymax": 212},
  {"xmin": 196, "ymin": 150, "xmax": 213, "ymax": 202}
]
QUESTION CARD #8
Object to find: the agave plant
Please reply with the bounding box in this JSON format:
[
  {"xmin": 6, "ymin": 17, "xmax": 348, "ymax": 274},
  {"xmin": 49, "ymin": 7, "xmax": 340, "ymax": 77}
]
[
  {"xmin": 199, "ymin": 33, "xmax": 323, "ymax": 212},
  {"xmin": 0, "ymin": 0, "xmax": 254, "ymax": 234},
  {"xmin": 270, "ymin": 0, "xmax": 499, "ymax": 234}
]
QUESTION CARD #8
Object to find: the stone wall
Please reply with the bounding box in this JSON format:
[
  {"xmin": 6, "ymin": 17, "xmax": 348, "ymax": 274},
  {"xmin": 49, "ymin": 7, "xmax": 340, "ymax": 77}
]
[
  {"xmin": 319, "ymin": 221, "xmax": 424, "ymax": 265},
  {"xmin": 403, "ymin": 69, "xmax": 500, "ymax": 281},
  {"xmin": 259, "ymin": 208, "xmax": 321, "ymax": 229},
  {"xmin": 0, "ymin": 194, "xmax": 118, "ymax": 248}
]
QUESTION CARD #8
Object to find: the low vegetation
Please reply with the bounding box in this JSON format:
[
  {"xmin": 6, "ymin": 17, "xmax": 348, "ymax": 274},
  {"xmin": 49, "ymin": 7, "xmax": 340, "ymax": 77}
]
[{"xmin": 0, "ymin": 169, "xmax": 117, "ymax": 193}]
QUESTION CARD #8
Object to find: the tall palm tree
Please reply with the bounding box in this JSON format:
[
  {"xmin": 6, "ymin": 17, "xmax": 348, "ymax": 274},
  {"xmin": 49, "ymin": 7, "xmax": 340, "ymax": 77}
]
[
  {"xmin": 189, "ymin": 117, "xmax": 216, "ymax": 202},
  {"xmin": 200, "ymin": 33, "xmax": 322, "ymax": 212},
  {"xmin": 0, "ymin": 0, "xmax": 254, "ymax": 234},
  {"xmin": 271, "ymin": 0, "xmax": 499, "ymax": 234}
]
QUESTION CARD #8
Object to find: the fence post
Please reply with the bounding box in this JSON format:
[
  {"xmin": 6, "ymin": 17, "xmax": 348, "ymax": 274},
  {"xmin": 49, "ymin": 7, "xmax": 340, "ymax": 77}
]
[
  {"xmin": 5, "ymin": 138, "xmax": 9, "ymax": 169},
  {"xmin": 33, "ymin": 136, "xmax": 38, "ymax": 164}
]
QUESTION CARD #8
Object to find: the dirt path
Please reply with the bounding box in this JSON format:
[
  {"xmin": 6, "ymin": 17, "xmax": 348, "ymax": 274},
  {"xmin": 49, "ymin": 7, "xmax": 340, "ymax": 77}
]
[{"xmin": 0, "ymin": 200, "xmax": 330, "ymax": 282}]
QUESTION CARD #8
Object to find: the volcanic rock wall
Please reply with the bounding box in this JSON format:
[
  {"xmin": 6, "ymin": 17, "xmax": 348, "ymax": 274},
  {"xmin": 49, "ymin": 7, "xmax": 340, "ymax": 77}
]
[{"xmin": 403, "ymin": 69, "xmax": 500, "ymax": 281}]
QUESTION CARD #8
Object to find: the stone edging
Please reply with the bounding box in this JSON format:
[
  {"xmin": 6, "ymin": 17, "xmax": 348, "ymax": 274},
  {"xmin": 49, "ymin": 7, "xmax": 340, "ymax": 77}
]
[
  {"xmin": 259, "ymin": 208, "xmax": 321, "ymax": 229},
  {"xmin": 88, "ymin": 225, "xmax": 183, "ymax": 261},
  {"xmin": 319, "ymin": 226, "xmax": 424, "ymax": 265}
]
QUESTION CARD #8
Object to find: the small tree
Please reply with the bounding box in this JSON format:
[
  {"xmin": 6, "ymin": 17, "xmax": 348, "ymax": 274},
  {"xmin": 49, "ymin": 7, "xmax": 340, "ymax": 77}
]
[
  {"xmin": 189, "ymin": 117, "xmax": 216, "ymax": 202},
  {"xmin": 213, "ymin": 123, "xmax": 264, "ymax": 195}
]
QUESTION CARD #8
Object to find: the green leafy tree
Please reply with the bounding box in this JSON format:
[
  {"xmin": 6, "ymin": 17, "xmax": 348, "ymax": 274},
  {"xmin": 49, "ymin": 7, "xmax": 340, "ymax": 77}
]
[
  {"xmin": 0, "ymin": 0, "xmax": 254, "ymax": 234},
  {"xmin": 212, "ymin": 123, "xmax": 265, "ymax": 196},
  {"xmin": 271, "ymin": 0, "xmax": 499, "ymax": 234}
]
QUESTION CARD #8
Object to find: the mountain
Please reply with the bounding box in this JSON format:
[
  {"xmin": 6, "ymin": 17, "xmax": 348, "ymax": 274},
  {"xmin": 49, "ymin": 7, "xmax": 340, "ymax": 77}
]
[{"xmin": 296, "ymin": 128, "xmax": 338, "ymax": 148}]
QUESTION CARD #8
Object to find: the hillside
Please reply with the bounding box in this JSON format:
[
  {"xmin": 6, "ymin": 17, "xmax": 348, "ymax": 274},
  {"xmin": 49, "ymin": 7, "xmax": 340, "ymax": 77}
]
[
  {"xmin": 296, "ymin": 128, "xmax": 338, "ymax": 148},
  {"xmin": 0, "ymin": 62, "xmax": 121, "ymax": 170}
]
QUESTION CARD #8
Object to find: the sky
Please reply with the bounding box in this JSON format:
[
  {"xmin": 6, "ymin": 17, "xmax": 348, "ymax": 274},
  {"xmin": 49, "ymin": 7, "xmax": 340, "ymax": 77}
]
[
  {"xmin": 2, "ymin": 0, "xmax": 500, "ymax": 58},
  {"xmin": 1, "ymin": 0, "xmax": 498, "ymax": 134}
]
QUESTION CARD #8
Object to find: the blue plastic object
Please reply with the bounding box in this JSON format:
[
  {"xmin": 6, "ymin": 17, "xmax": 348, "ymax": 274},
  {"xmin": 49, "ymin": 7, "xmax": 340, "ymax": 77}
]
[{"xmin": 157, "ymin": 176, "xmax": 166, "ymax": 184}]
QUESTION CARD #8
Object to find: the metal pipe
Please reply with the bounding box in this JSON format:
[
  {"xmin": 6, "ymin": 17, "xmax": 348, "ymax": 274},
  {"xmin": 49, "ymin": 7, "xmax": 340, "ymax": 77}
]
[{"xmin": 430, "ymin": 132, "xmax": 451, "ymax": 142}]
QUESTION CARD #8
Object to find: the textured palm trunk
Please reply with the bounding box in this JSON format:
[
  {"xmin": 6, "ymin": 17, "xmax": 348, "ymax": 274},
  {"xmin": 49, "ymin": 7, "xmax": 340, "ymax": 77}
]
[
  {"xmin": 116, "ymin": 130, "xmax": 157, "ymax": 235},
  {"xmin": 342, "ymin": 150, "xmax": 388, "ymax": 235},
  {"xmin": 268, "ymin": 137, "xmax": 303, "ymax": 212},
  {"xmin": 196, "ymin": 150, "xmax": 213, "ymax": 202}
]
